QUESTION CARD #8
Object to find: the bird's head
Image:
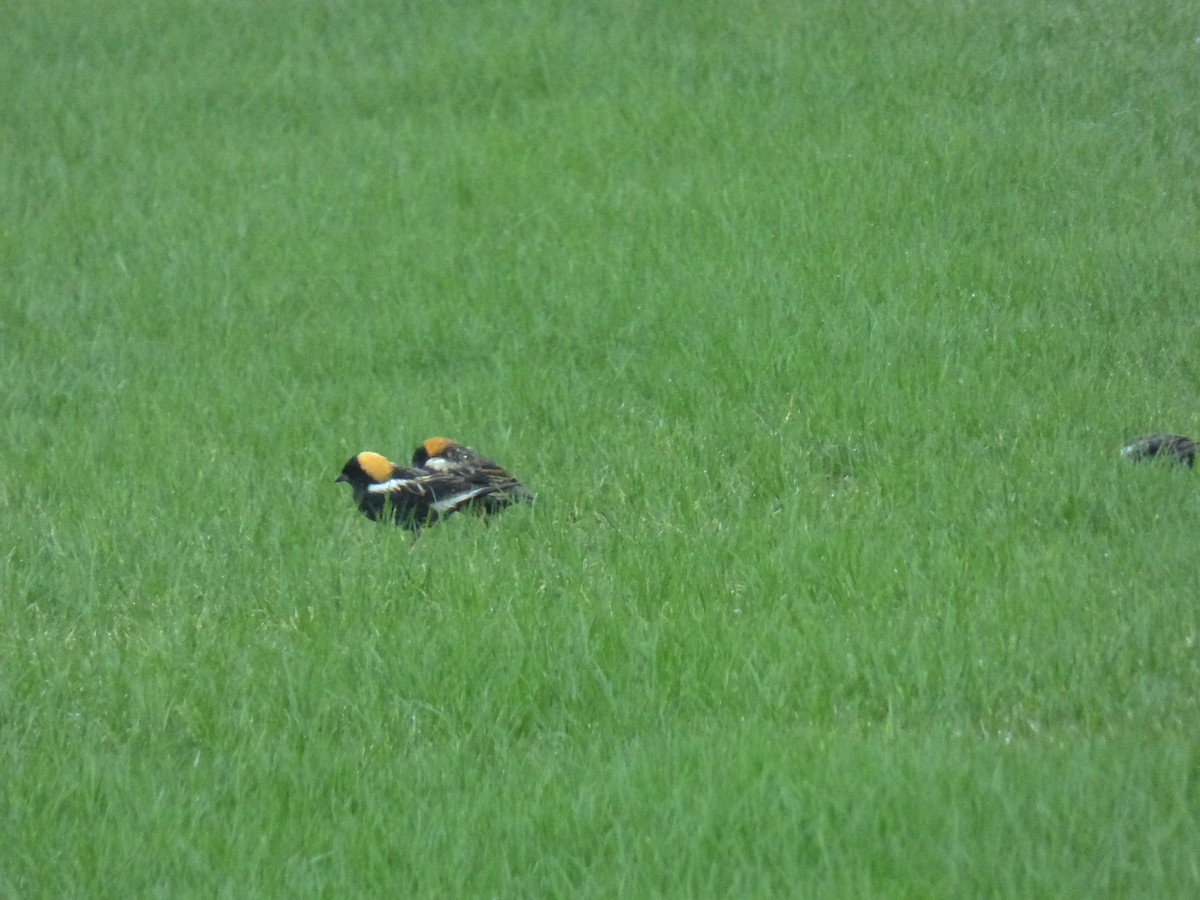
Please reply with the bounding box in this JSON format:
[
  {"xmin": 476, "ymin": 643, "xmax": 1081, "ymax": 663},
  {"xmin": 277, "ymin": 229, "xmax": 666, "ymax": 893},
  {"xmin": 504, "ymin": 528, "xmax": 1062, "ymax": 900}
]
[
  {"xmin": 412, "ymin": 436, "xmax": 457, "ymax": 468},
  {"xmin": 335, "ymin": 451, "xmax": 395, "ymax": 485}
]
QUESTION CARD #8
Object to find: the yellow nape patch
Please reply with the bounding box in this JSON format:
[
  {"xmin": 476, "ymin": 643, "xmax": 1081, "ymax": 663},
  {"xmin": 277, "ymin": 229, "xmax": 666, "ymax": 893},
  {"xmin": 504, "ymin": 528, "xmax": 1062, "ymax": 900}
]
[
  {"xmin": 421, "ymin": 436, "xmax": 456, "ymax": 458},
  {"xmin": 357, "ymin": 451, "xmax": 394, "ymax": 482}
]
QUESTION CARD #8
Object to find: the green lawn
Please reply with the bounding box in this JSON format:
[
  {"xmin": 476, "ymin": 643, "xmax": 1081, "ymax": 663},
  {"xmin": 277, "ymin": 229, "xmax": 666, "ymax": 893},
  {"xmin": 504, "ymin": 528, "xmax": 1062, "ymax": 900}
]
[{"xmin": 3, "ymin": 1, "xmax": 1199, "ymax": 896}]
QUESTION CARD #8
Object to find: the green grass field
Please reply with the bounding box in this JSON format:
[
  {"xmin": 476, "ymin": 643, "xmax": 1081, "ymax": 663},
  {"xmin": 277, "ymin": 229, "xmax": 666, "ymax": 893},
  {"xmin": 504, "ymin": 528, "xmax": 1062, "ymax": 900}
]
[{"xmin": 3, "ymin": 0, "xmax": 1199, "ymax": 895}]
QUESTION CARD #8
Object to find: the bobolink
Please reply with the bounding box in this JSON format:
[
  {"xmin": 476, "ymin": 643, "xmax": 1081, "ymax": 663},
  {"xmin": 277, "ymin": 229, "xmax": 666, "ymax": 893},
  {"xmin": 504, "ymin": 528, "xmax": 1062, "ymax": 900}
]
[
  {"xmin": 411, "ymin": 436, "xmax": 534, "ymax": 507},
  {"xmin": 1120, "ymin": 434, "xmax": 1196, "ymax": 468},
  {"xmin": 336, "ymin": 451, "xmax": 519, "ymax": 529}
]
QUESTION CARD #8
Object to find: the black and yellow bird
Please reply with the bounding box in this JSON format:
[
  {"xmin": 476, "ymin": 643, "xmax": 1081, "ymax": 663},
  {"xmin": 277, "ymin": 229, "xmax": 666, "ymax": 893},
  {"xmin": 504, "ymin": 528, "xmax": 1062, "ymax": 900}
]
[
  {"xmin": 336, "ymin": 440, "xmax": 532, "ymax": 529},
  {"xmin": 410, "ymin": 436, "xmax": 534, "ymax": 507},
  {"xmin": 1120, "ymin": 433, "xmax": 1196, "ymax": 468}
]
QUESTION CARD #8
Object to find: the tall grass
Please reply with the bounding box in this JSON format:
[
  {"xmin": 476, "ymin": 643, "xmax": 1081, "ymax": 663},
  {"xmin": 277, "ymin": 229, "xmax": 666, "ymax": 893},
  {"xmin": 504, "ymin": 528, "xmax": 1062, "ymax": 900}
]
[{"xmin": 3, "ymin": 0, "xmax": 1199, "ymax": 895}]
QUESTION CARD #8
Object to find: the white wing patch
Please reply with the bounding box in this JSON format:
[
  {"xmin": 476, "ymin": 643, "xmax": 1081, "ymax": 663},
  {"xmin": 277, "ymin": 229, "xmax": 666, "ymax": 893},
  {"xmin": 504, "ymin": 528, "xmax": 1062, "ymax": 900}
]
[
  {"xmin": 368, "ymin": 477, "xmax": 422, "ymax": 494},
  {"xmin": 431, "ymin": 486, "xmax": 492, "ymax": 513}
]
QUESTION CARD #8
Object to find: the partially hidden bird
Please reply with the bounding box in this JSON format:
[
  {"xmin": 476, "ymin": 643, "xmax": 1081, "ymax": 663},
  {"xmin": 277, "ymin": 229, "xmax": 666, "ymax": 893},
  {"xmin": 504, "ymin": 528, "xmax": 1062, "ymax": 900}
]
[
  {"xmin": 1120, "ymin": 433, "xmax": 1196, "ymax": 468},
  {"xmin": 411, "ymin": 436, "xmax": 534, "ymax": 505}
]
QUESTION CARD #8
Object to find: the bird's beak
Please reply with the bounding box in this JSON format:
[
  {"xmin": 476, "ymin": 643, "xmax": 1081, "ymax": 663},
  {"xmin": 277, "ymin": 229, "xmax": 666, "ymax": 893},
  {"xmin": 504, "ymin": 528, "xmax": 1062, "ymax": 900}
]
[{"xmin": 334, "ymin": 473, "xmax": 348, "ymax": 484}]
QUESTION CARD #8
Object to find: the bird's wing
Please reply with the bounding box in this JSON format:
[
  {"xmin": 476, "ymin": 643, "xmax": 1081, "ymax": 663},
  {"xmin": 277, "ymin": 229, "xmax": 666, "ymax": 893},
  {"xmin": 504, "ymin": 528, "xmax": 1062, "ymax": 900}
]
[{"xmin": 368, "ymin": 468, "xmax": 506, "ymax": 523}]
